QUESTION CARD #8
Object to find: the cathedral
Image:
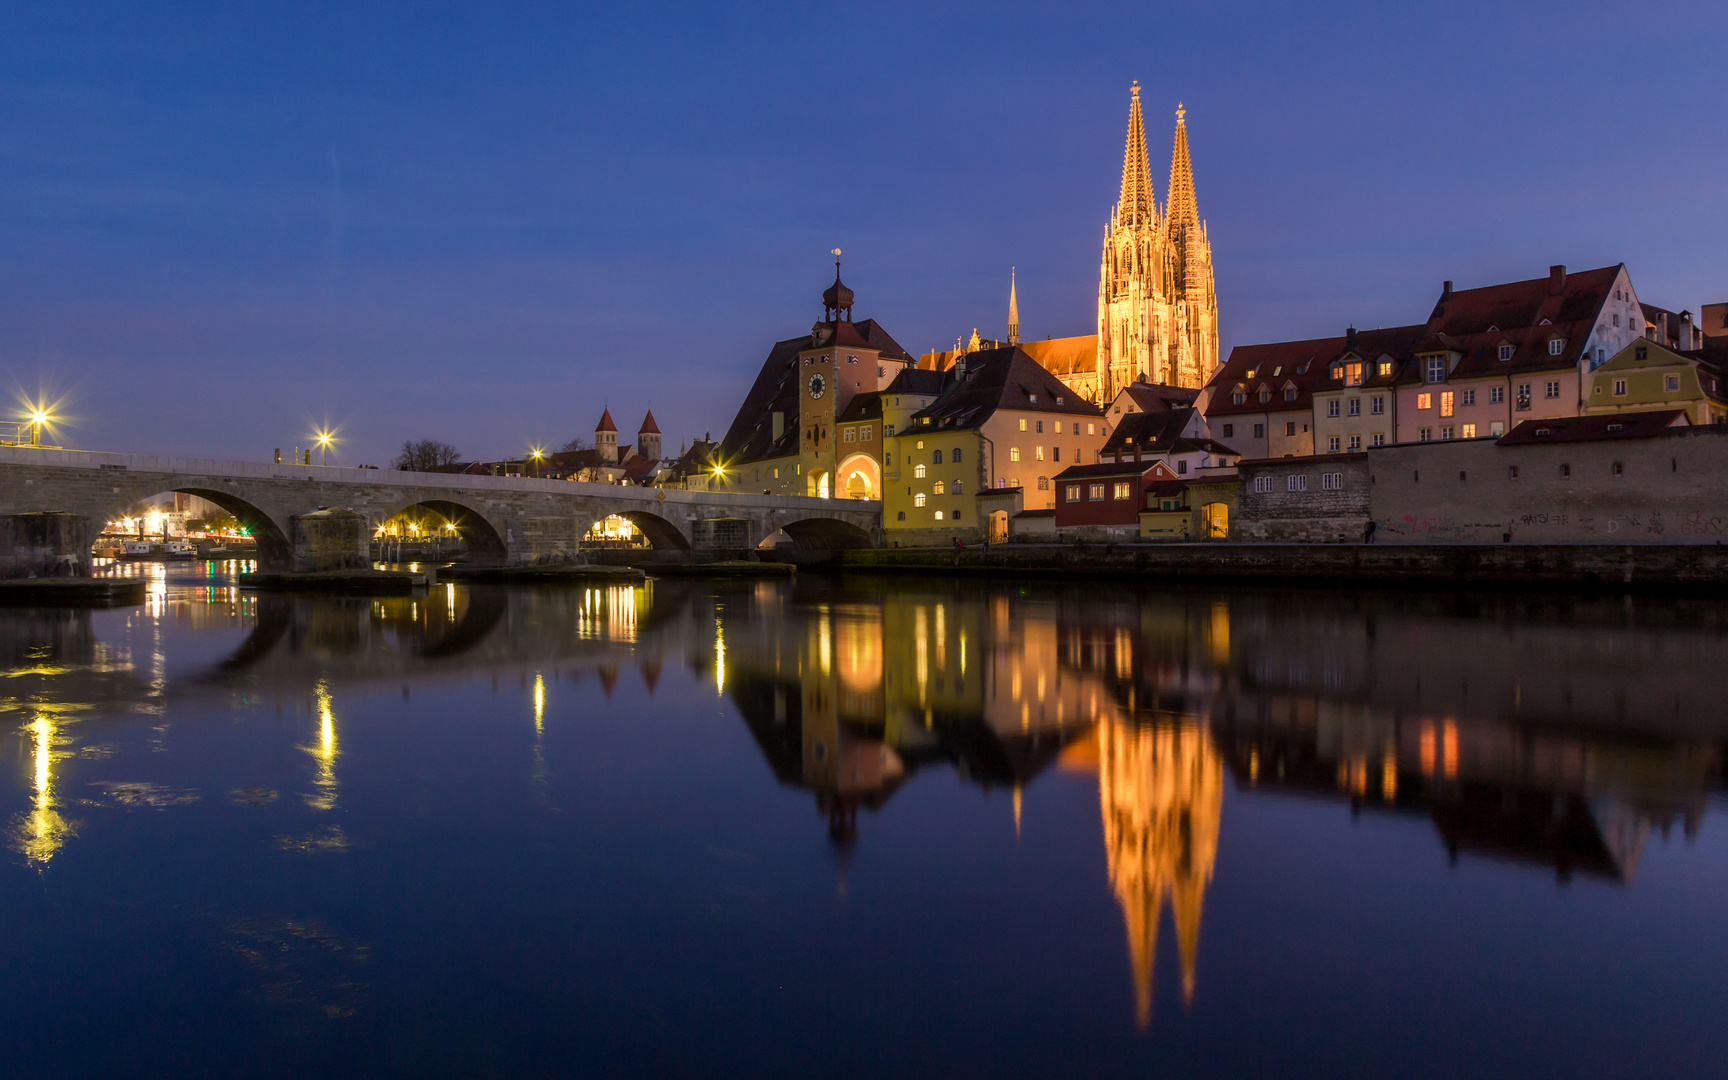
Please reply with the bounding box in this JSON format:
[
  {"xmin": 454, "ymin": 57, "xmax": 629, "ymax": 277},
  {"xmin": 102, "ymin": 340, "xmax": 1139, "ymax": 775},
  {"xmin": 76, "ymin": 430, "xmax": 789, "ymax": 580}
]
[{"xmin": 919, "ymin": 84, "xmax": 1220, "ymax": 405}]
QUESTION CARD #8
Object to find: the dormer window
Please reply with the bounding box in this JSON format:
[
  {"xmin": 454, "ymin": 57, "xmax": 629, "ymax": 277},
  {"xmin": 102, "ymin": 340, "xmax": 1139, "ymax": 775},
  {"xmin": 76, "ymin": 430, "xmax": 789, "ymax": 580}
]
[
  {"xmin": 1377, "ymin": 361, "xmax": 1392, "ymax": 377},
  {"xmin": 1028, "ymin": 393, "xmax": 1038, "ymax": 404},
  {"xmin": 1330, "ymin": 363, "xmax": 1343, "ymax": 380},
  {"xmin": 1425, "ymin": 356, "xmax": 1446, "ymax": 383},
  {"xmin": 1535, "ymin": 427, "xmax": 1551, "ymax": 436},
  {"xmin": 1284, "ymin": 387, "xmax": 1298, "ymax": 402},
  {"xmin": 1055, "ymin": 396, "xmax": 1065, "ymax": 405},
  {"xmin": 1607, "ymin": 422, "xmax": 1623, "ymax": 432},
  {"xmin": 1345, "ymin": 363, "xmax": 1363, "ymax": 386},
  {"xmin": 1258, "ymin": 387, "xmax": 1271, "ymax": 404},
  {"xmin": 1232, "ymin": 387, "xmax": 1247, "ymax": 405},
  {"xmin": 1498, "ymin": 344, "xmax": 1513, "ymax": 361},
  {"xmin": 1245, "ymin": 368, "xmax": 1257, "ymax": 379},
  {"xmin": 1548, "ymin": 338, "xmax": 1564, "ymax": 356},
  {"xmin": 1297, "ymin": 363, "xmax": 1310, "ymax": 375},
  {"xmin": 1271, "ymin": 366, "xmax": 1282, "ymax": 376}
]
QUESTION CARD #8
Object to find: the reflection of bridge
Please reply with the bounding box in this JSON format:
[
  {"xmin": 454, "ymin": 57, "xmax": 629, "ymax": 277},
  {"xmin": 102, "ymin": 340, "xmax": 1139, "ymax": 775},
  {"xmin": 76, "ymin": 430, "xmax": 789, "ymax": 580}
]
[{"xmin": 0, "ymin": 446, "xmax": 882, "ymax": 569}]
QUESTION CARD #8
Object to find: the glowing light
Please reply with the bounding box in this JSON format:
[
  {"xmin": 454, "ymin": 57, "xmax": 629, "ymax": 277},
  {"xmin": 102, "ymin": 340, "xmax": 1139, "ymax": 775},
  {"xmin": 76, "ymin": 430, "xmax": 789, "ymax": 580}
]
[
  {"xmin": 303, "ymin": 681, "xmax": 339, "ymax": 811},
  {"xmin": 714, "ymin": 616, "xmax": 726, "ymax": 696},
  {"xmin": 533, "ymin": 672, "xmax": 546, "ymax": 736},
  {"xmin": 13, "ymin": 712, "xmax": 75, "ymax": 866}
]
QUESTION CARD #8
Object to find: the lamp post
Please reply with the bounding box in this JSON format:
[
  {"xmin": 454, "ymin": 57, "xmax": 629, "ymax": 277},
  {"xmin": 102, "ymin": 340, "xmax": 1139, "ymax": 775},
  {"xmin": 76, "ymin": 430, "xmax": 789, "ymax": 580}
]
[
  {"xmin": 529, "ymin": 447, "xmax": 545, "ymax": 479},
  {"xmin": 314, "ymin": 430, "xmax": 334, "ymax": 466}
]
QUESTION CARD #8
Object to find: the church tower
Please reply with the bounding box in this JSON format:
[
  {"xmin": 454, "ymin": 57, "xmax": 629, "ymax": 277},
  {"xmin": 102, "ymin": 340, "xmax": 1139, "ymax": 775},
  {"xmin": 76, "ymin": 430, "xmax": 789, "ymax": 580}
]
[
  {"xmin": 1094, "ymin": 85, "xmax": 1219, "ymax": 400},
  {"xmin": 637, "ymin": 411, "xmax": 662, "ymax": 462},
  {"xmin": 1007, "ymin": 268, "xmax": 1020, "ymax": 346},
  {"xmin": 595, "ymin": 407, "xmax": 618, "ymax": 463}
]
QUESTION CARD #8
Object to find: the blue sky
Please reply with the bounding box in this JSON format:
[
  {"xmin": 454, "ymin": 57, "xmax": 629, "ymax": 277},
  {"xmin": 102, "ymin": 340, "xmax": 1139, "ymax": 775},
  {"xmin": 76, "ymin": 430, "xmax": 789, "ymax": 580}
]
[{"xmin": 1, "ymin": 1, "xmax": 1722, "ymax": 463}]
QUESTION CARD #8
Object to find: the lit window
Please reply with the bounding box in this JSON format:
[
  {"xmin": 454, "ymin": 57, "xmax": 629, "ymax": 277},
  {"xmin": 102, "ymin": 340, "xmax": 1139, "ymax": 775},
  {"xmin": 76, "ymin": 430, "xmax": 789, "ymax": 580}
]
[
  {"xmin": 914, "ymin": 464, "xmax": 927, "ymax": 478},
  {"xmin": 1066, "ymin": 484, "xmax": 1081, "ymax": 501},
  {"xmin": 1346, "ymin": 363, "xmax": 1363, "ymax": 386},
  {"xmin": 1417, "ymin": 392, "xmax": 1433, "ymax": 410},
  {"xmin": 1377, "ymin": 362, "xmax": 1392, "ymax": 376},
  {"xmin": 1036, "ymin": 476, "xmax": 1049, "ymax": 490},
  {"xmin": 1035, "ymin": 446, "xmax": 1045, "ymax": 461},
  {"xmin": 932, "ymin": 481, "xmax": 945, "ymax": 494},
  {"xmin": 1330, "ymin": 363, "xmax": 1343, "ymax": 380},
  {"xmin": 1112, "ymin": 482, "xmax": 1132, "ymax": 499},
  {"xmin": 916, "ymin": 440, "xmax": 924, "ymax": 449},
  {"xmin": 1009, "ymin": 448, "xmax": 1020, "ymax": 462},
  {"xmin": 1440, "ymin": 391, "xmax": 1454, "ymax": 417},
  {"xmin": 1087, "ymin": 423, "xmax": 1096, "ymax": 435},
  {"xmin": 934, "ymin": 510, "xmax": 943, "ymax": 520},
  {"xmin": 1088, "ymin": 483, "xmax": 1105, "ymax": 501},
  {"xmin": 915, "ymin": 493, "xmax": 927, "ymax": 506},
  {"xmin": 1462, "ymin": 423, "xmax": 1476, "ymax": 438},
  {"xmin": 1018, "ymin": 418, "xmax": 1027, "ymax": 431}
]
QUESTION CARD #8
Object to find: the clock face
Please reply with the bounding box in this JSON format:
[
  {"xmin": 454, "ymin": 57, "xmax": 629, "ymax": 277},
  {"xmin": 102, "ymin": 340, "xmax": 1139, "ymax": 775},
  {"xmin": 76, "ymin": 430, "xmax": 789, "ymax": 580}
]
[{"xmin": 808, "ymin": 373, "xmax": 826, "ymax": 399}]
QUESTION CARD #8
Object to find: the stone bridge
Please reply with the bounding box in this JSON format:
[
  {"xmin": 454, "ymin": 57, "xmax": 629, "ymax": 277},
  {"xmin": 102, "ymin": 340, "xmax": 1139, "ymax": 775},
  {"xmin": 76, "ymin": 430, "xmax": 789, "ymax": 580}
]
[{"xmin": 0, "ymin": 446, "xmax": 882, "ymax": 570}]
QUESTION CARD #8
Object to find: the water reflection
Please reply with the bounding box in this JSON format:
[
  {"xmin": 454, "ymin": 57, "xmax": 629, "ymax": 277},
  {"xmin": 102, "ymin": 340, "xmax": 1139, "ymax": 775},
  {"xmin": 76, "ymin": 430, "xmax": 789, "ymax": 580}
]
[{"xmin": 2, "ymin": 572, "xmax": 1726, "ymax": 1042}]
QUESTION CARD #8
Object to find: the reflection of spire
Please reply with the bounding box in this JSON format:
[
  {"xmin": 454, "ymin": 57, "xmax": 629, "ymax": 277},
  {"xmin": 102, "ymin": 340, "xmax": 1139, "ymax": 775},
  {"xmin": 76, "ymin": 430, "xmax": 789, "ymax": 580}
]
[
  {"xmin": 598, "ymin": 664, "xmax": 618, "ymax": 698},
  {"xmin": 1098, "ymin": 719, "xmax": 1222, "ymax": 1030},
  {"xmin": 1013, "ymin": 783, "xmax": 1023, "ymax": 840},
  {"xmin": 303, "ymin": 681, "xmax": 339, "ymax": 811}
]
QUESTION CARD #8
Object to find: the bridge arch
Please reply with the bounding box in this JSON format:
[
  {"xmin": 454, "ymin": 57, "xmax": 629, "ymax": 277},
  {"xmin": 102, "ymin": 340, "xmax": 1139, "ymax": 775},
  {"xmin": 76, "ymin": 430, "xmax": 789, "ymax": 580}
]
[
  {"xmin": 376, "ymin": 499, "xmax": 508, "ymax": 564},
  {"xmin": 617, "ymin": 511, "xmax": 692, "ymax": 551},
  {"xmin": 772, "ymin": 516, "xmax": 875, "ymax": 550},
  {"xmin": 98, "ymin": 486, "xmax": 294, "ymax": 569}
]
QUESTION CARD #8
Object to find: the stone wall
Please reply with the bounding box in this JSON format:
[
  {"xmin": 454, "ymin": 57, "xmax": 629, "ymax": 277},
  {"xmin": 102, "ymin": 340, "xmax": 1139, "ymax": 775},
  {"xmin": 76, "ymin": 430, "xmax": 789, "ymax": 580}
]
[
  {"xmin": 1369, "ymin": 425, "xmax": 1728, "ymax": 543},
  {"xmin": 1235, "ymin": 454, "xmax": 1371, "ymax": 542},
  {"xmin": 0, "ymin": 512, "xmax": 88, "ymax": 574}
]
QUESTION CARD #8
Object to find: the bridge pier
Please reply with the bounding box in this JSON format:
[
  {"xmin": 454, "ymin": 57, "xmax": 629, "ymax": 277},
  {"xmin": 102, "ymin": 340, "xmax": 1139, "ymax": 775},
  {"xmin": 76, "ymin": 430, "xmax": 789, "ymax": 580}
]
[
  {"xmin": 291, "ymin": 508, "xmax": 369, "ymax": 571},
  {"xmin": 0, "ymin": 512, "xmax": 90, "ymax": 575},
  {"xmin": 505, "ymin": 516, "xmax": 586, "ymax": 564}
]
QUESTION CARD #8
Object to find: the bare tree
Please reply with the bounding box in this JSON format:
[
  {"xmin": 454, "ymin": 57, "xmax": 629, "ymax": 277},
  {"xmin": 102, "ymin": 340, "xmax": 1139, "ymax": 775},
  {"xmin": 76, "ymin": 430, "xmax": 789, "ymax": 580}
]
[
  {"xmin": 393, "ymin": 439, "xmax": 464, "ymax": 471},
  {"xmin": 558, "ymin": 435, "xmax": 591, "ymax": 453}
]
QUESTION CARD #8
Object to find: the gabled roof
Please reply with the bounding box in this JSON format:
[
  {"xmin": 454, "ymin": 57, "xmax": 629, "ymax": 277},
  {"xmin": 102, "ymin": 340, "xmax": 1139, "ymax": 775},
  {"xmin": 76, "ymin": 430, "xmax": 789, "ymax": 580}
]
[
  {"xmin": 853, "ymin": 319, "xmax": 915, "ymax": 362},
  {"xmin": 1018, "ymin": 334, "xmax": 1099, "ymax": 378},
  {"xmin": 596, "ymin": 408, "xmax": 617, "ymax": 433},
  {"xmin": 1114, "ymin": 381, "xmax": 1199, "ymax": 413},
  {"xmin": 1102, "ymin": 407, "xmax": 1197, "ymax": 454},
  {"xmin": 717, "ymin": 336, "xmax": 808, "ymax": 465},
  {"xmin": 837, "ymin": 392, "xmax": 885, "ymax": 423},
  {"xmin": 1427, "ymin": 265, "xmax": 1621, "ymax": 337},
  {"xmin": 638, "ymin": 410, "xmax": 660, "ymax": 435},
  {"xmin": 1205, "ymin": 325, "xmax": 1426, "ymax": 417},
  {"xmin": 1052, "ymin": 460, "xmax": 1164, "ymax": 481},
  {"xmin": 909, "ymin": 347, "xmax": 1104, "ymax": 431},
  {"xmin": 885, "ymin": 367, "xmax": 947, "ymax": 396},
  {"xmin": 1496, "ymin": 410, "xmax": 1688, "ymax": 445}
]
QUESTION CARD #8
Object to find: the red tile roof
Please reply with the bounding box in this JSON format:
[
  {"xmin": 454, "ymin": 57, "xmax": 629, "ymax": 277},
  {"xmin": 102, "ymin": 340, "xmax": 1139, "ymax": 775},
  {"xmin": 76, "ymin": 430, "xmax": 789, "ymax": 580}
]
[
  {"xmin": 638, "ymin": 410, "xmax": 660, "ymax": 435},
  {"xmin": 1204, "ymin": 326, "xmax": 1426, "ymax": 418},
  {"xmin": 596, "ymin": 408, "xmax": 617, "ymax": 433},
  {"xmin": 1495, "ymin": 410, "xmax": 1688, "ymax": 445}
]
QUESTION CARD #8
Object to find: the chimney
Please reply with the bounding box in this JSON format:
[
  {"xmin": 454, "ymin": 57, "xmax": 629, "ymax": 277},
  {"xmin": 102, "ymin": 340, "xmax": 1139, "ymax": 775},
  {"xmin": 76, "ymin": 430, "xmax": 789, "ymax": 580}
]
[
  {"xmin": 1134, "ymin": 444, "xmax": 1142, "ymax": 463},
  {"xmin": 1549, "ymin": 265, "xmax": 1567, "ymax": 295},
  {"xmin": 1441, "ymin": 281, "xmax": 1453, "ymax": 301},
  {"xmin": 1346, "ymin": 325, "xmax": 1358, "ymax": 350}
]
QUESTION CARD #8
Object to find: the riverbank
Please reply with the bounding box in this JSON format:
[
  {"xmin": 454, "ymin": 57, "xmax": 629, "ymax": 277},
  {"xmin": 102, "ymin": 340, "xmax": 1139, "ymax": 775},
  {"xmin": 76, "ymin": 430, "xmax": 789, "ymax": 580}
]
[
  {"xmin": 239, "ymin": 569, "xmax": 425, "ymax": 594},
  {"xmin": 0, "ymin": 578, "xmax": 149, "ymax": 606},
  {"xmin": 843, "ymin": 542, "xmax": 1728, "ymax": 589}
]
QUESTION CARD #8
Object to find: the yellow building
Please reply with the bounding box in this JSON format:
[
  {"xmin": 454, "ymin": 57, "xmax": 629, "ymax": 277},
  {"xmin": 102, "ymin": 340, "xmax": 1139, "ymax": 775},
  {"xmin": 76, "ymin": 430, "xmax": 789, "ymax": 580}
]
[
  {"xmin": 883, "ymin": 346, "xmax": 1108, "ymax": 544},
  {"xmin": 1584, "ymin": 338, "xmax": 1728, "ymax": 425}
]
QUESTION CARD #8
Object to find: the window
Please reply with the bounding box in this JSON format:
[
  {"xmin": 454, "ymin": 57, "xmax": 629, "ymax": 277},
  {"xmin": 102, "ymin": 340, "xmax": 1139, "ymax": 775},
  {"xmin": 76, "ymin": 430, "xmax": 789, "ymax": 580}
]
[
  {"xmin": 1516, "ymin": 383, "xmax": 1532, "ymax": 410},
  {"xmin": 1035, "ymin": 446, "xmax": 1045, "ymax": 461},
  {"xmin": 1464, "ymin": 423, "xmax": 1480, "ymax": 438},
  {"xmin": 952, "ymin": 509, "xmax": 963, "ymax": 520},
  {"xmin": 932, "ymin": 481, "xmax": 945, "ymax": 494},
  {"xmin": 1417, "ymin": 392, "xmax": 1433, "ymax": 410},
  {"xmin": 934, "ymin": 511, "xmax": 943, "ymax": 520},
  {"xmin": 1545, "ymin": 381, "xmax": 1561, "ymax": 399},
  {"xmin": 914, "ymin": 464, "xmax": 927, "ymax": 478},
  {"xmin": 1232, "ymin": 390, "xmax": 1246, "ymax": 405},
  {"xmin": 844, "ymin": 427, "xmax": 856, "ymax": 442},
  {"xmin": 1053, "ymin": 447, "xmax": 1061, "ymax": 462},
  {"xmin": 953, "ymin": 447, "xmax": 962, "ymax": 462},
  {"xmin": 1346, "ymin": 363, "xmax": 1363, "ymax": 386},
  {"xmin": 861, "ymin": 426, "xmax": 873, "ymax": 439},
  {"xmin": 1419, "ymin": 427, "xmax": 1432, "ymax": 441},
  {"xmin": 1037, "ymin": 476, "xmax": 1049, "ymax": 490},
  {"xmin": 1327, "ymin": 399, "xmax": 1340, "ymax": 418},
  {"xmin": 1087, "ymin": 423, "xmax": 1096, "ymax": 435},
  {"xmin": 1254, "ymin": 476, "xmax": 1274, "ymax": 493},
  {"xmin": 1330, "ymin": 363, "xmax": 1343, "ymax": 380},
  {"xmin": 1461, "ymin": 389, "xmax": 1476, "ymax": 406},
  {"xmin": 896, "ymin": 511, "xmax": 905, "ymax": 521},
  {"xmin": 1371, "ymin": 396, "xmax": 1384, "ymax": 415},
  {"xmin": 1508, "ymin": 466, "xmax": 1519, "ymax": 480},
  {"xmin": 914, "ymin": 493, "xmax": 927, "ymax": 507},
  {"xmin": 1112, "ymin": 482, "xmax": 1132, "ymax": 500},
  {"xmin": 1285, "ymin": 421, "xmax": 1296, "ymax": 436},
  {"xmin": 1259, "ymin": 388, "xmax": 1272, "ymax": 404},
  {"xmin": 1613, "ymin": 314, "xmax": 1620, "ymax": 327},
  {"xmin": 1327, "ymin": 436, "xmax": 1341, "ymax": 452},
  {"xmin": 1636, "ymin": 346, "xmax": 1649, "ymax": 360},
  {"xmin": 1348, "ymin": 434, "xmax": 1362, "ymax": 450},
  {"xmin": 1612, "ymin": 379, "xmax": 1627, "ymax": 396},
  {"xmin": 1177, "ymin": 460, "xmax": 1188, "ymax": 474},
  {"xmin": 1284, "ymin": 388, "xmax": 1298, "ymax": 402},
  {"xmin": 1441, "ymin": 426, "xmax": 1455, "ymax": 440},
  {"xmin": 1035, "ymin": 420, "xmax": 1044, "ymax": 434},
  {"xmin": 1222, "ymin": 423, "xmax": 1234, "ymax": 437},
  {"xmin": 884, "ymin": 424, "xmax": 895, "ymax": 436},
  {"xmin": 1018, "ymin": 418, "xmax": 1027, "ymax": 431},
  {"xmin": 1372, "ymin": 433, "xmax": 1385, "ymax": 446},
  {"xmin": 773, "ymin": 467, "xmax": 780, "ymax": 479},
  {"xmin": 916, "ymin": 440, "xmax": 924, "ymax": 449},
  {"xmin": 1286, "ymin": 475, "xmax": 1308, "ymax": 492},
  {"xmin": 1490, "ymin": 386, "xmax": 1504, "ymax": 404},
  {"xmin": 1028, "ymin": 395, "xmax": 1038, "ymax": 404},
  {"xmin": 1009, "ymin": 447, "xmax": 1020, "ymax": 462},
  {"xmin": 1377, "ymin": 362, "xmax": 1392, "ymax": 377},
  {"xmin": 883, "ymin": 454, "xmax": 891, "ymax": 466},
  {"xmin": 1490, "ymin": 421, "xmax": 1505, "ymax": 436},
  {"xmin": 1065, "ymin": 484, "xmax": 1081, "ymax": 501},
  {"xmin": 1088, "ymin": 483, "xmax": 1105, "ymax": 501},
  {"xmin": 1665, "ymin": 374, "xmax": 1681, "ymax": 392},
  {"xmin": 1548, "ymin": 338, "xmax": 1564, "ymax": 356},
  {"xmin": 1348, "ymin": 398, "xmax": 1360, "ymax": 416},
  {"xmin": 1253, "ymin": 423, "xmax": 1265, "ymax": 438},
  {"xmin": 1559, "ymin": 463, "xmax": 1571, "ymax": 478},
  {"xmin": 1498, "ymin": 344, "xmax": 1513, "ymax": 361},
  {"xmin": 1440, "ymin": 391, "xmax": 1455, "ymax": 417},
  {"xmin": 1321, "ymin": 472, "xmax": 1343, "ymax": 490},
  {"xmin": 1612, "ymin": 461, "xmax": 1623, "ymax": 477},
  {"xmin": 1426, "ymin": 356, "xmax": 1446, "ymax": 382},
  {"xmin": 932, "ymin": 450, "xmax": 943, "ymax": 463},
  {"xmin": 952, "ymin": 481, "xmax": 963, "ymax": 494}
]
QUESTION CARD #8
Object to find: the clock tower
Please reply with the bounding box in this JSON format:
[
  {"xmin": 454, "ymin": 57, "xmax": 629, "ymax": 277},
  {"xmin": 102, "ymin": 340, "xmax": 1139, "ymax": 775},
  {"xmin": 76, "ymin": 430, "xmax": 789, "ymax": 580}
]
[{"xmin": 796, "ymin": 255, "xmax": 883, "ymax": 497}]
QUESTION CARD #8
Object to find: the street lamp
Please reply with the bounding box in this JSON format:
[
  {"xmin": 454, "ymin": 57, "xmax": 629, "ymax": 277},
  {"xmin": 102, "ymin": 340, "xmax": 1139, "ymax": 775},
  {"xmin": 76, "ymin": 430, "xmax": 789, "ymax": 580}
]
[
  {"xmin": 314, "ymin": 429, "xmax": 335, "ymax": 466},
  {"xmin": 529, "ymin": 447, "xmax": 545, "ymax": 479}
]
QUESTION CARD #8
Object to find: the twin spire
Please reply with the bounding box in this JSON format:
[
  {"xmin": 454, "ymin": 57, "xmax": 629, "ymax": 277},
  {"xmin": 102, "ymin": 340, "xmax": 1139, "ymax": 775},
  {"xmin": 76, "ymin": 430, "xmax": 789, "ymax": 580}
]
[{"xmin": 1113, "ymin": 83, "xmax": 1198, "ymax": 233}]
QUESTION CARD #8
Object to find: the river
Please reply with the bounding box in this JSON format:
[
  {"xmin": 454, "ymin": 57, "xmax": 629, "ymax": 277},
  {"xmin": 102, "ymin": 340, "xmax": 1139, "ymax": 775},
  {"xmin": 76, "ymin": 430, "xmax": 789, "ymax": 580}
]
[{"xmin": 3, "ymin": 563, "xmax": 1726, "ymax": 1077}]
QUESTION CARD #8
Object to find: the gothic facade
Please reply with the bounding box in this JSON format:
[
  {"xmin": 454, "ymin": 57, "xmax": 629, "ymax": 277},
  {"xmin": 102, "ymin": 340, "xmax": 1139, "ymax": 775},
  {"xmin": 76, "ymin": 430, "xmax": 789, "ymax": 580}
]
[{"xmin": 1092, "ymin": 84, "xmax": 1219, "ymax": 401}]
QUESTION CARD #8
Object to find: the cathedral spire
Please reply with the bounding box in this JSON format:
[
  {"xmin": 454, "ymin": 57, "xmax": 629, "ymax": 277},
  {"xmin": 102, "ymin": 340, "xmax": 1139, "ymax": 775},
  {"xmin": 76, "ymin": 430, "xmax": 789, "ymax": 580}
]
[
  {"xmin": 1007, "ymin": 268, "xmax": 1020, "ymax": 346},
  {"xmin": 1165, "ymin": 102, "xmax": 1199, "ymax": 233},
  {"xmin": 1116, "ymin": 82, "xmax": 1156, "ymax": 229}
]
